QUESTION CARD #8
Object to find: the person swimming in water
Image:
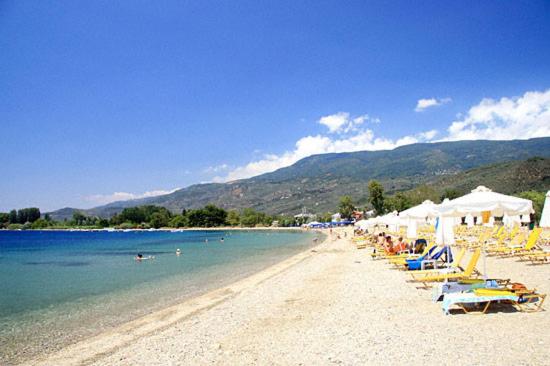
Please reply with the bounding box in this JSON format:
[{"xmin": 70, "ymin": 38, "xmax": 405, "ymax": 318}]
[
  {"xmin": 176, "ymin": 248, "xmax": 181, "ymax": 256},
  {"xmin": 220, "ymin": 237, "xmax": 224, "ymax": 243},
  {"xmin": 135, "ymin": 253, "xmax": 154, "ymax": 261}
]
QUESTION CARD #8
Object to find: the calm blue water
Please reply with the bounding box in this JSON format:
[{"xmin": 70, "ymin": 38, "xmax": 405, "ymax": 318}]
[{"xmin": 0, "ymin": 229, "xmax": 321, "ymax": 363}]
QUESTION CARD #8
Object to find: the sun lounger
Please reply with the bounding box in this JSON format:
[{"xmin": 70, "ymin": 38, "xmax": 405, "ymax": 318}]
[
  {"xmin": 372, "ymin": 241, "xmax": 433, "ymax": 261},
  {"xmin": 388, "ymin": 244, "xmax": 437, "ymax": 267},
  {"xmin": 406, "ymin": 245, "xmax": 453, "ymax": 270},
  {"xmin": 432, "ymin": 278, "xmax": 510, "ymax": 302},
  {"xmin": 525, "ymin": 251, "xmax": 550, "ymax": 264},
  {"xmin": 442, "ymin": 288, "xmax": 546, "ymax": 315},
  {"xmin": 410, "ymin": 248, "xmax": 481, "ymax": 287},
  {"xmin": 487, "ymin": 228, "xmax": 541, "ymax": 256},
  {"xmin": 407, "ymin": 248, "xmax": 466, "ymax": 276}
]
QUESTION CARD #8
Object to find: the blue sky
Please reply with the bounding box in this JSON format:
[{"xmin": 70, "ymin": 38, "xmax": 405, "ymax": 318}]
[{"xmin": 1, "ymin": 1, "xmax": 550, "ymax": 212}]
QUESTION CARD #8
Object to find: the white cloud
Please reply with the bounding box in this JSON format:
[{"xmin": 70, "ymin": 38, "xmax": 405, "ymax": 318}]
[
  {"xmin": 318, "ymin": 112, "xmax": 374, "ymax": 134},
  {"xmin": 415, "ymin": 97, "xmax": 451, "ymax": 112},
  {"xmin": 85, "ymin": 188, "xmax": 180, "ymax": 205},
  {"xmin": 418, "ymin": 129, "xmax": 438, "ymax": 140},
  {"xmin": 318, "ymin": 112, "xmax": 350, "ymax": 133},
  {"xmin": 445, "ymin": 89, "xmax": 550, "ymax": 141},
  {"xmin": 203, "ymin": 163, "xmax": 231, "ymax": 174}
]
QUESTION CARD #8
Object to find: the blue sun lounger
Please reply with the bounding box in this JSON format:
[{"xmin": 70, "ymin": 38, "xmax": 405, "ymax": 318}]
[{"xmin": 406, "ymin": 245, "xmax": 451, "ymax": 271}]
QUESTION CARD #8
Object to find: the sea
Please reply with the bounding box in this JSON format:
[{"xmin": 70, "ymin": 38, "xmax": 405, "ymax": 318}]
[{"xmin": 0, "ymin": 229, "xmax": 322, "ymax": 364}]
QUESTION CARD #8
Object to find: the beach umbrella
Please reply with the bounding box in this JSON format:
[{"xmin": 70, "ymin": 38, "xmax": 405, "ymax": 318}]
[
  {"xmin": 435, "ymin": 216, "xmax": 456, "ymax": 246},
  {"xmin": 400, "ymin": 200, "xmax": 439, "ymax": 220},
  {"xmin": 503, "ymin": 214, "xmax": 510, "ymax": 228},
  {"xmin": 465, "ymin": 214, "xmax": 474, "ymax": 227},
  {"xmin": 437, "ymin": 186, "xmax": 534, "ymax": 278},
  {"xmin": 540, "ymin": 191, "xmax": 550, "ymax": 228},
  {"xmin": 476, "ymin": 216, "xmax": 482, "ymax": 225},
  {"xmin": 406, "ymin": 218, "xmax": 418, "ymax": 239},
  {"xmin": 434, "ymin": 199, "xmax": 456, "ymax": 268},
  {"xmin": 438, "ymin": 186, "xmax": 534, "ymax": 218},
  {"xmin": 400, "ymin": 200, "xmax": 439, "ymax": 241}
]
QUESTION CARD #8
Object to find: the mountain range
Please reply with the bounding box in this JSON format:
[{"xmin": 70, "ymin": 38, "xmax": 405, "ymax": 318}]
[{"xmin": 48, "ymin": 137, "xmax": 550, "ymax": 220}]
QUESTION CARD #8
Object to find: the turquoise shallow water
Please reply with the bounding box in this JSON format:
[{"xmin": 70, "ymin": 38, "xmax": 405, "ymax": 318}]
[{"xmin": 0, "ymin": 229, "xmax": 321, "ymax": 364}]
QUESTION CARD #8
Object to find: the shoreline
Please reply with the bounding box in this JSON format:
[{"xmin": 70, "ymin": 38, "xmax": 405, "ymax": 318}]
[
  {"xmin": 0, "ymin": 226, "xmax": 311, "ymax": 232},
  {"xmin": 22, "ymin": 228, "xmax": 329, "ymax": 366}
]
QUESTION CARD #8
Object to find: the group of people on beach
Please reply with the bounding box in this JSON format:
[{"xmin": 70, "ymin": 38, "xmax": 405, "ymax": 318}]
[{"xmin": 374, "ymin": 232, "xmax": 426, "ymax": 255}]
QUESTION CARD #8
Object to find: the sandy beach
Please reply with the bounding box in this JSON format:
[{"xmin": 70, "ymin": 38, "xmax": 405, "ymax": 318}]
[{"xmin": 25, "ymin": 227, "xmax": 550, "ymax": 366}]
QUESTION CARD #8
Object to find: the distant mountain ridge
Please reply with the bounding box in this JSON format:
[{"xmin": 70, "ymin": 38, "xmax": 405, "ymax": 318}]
[{"xmin": 47, "ymin": 137, "xmax": 550, "ymax": 220}]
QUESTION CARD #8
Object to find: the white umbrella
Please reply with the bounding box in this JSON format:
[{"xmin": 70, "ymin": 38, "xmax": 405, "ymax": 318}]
[
  {"xmin": 354, "ymin": 219, "xmax": 372, "ymax": 231},
  {"xmin": 435, "ymin": 216, "xmax": 456, "ymax": 246},
  {"xmin": 476, "ymin": 216, "xmax": 482, "ymax": 225},
  {"xmin": 438, "ymin": 185, "xmax": 534, "ymax": 217},
  {"xmin": 379, "ymin": 211, "xmax": 400, "ymax": 232},
  {"xmin": 437, "ymin": 186, "xmax": 535, "ymax": 278},
  {"xmin": 400, "ymin": 200, "xmax": 439, "ymax": 219},
  {"xmin": 406, "ymin": 218, "xmax": 418, "ymax": 239},
  {"xmin": 503, "ymin": 214, "xmax": 510, "ymax": 228},
  {"xmin": 465, "ymin": 214, "xmax": 474, "ymax": 227},
  {"xmin": 400, "ymin": 200, "xmax": 440, "ymax": 241},
  {"xmin": 540, "ymin": 191, "xmax": 550, "ymax": 228}
]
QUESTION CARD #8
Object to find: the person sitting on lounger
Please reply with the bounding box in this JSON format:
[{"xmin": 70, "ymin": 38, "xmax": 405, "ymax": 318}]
[
  {"xmin": 384, "ymin": 236, "xmax": 395, "ymax": 254},
  {"xmin": 394, "ymin": 237, "xmax": 408, "ymax": 254},
  {"xmin": 377, "ymin": 233, "xmax": 384, "ymax": 245},
  {"xmin": 414, "ymin": 239, "xmax": 427, "ymax": 254}
]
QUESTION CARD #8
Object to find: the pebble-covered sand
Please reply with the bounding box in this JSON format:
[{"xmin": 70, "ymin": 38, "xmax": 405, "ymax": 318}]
[{"xmin": 26, "ymin": 228, "xmax": 550, "ymax": 365}]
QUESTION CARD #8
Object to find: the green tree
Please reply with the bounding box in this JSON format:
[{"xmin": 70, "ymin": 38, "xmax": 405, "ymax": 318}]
[
  {"xmin": 150, "ymin": 212, "xmax": 170, "ymax": 228},
  {"xmin": 118, "ymin": 207, "xmax": 146, "ymax": 223},
  {"xmin": 15, "ymin": 208, "xmax": 41, "ymax": 224},
  {"xmin": 440, "ymin": 188, "xmax": 461, "ymax": 201},
  {"xmin": 226, "ymin": 210, "xmax": 240, "ymax": 226},
  {"xmin": 203, "ymin": 204, "xmax": 228, "ymax": 226},
  {"xmin": 368, "ymin": 180, "xmax": 385, "ymax": 215},
  {"xmin": 110, "ymin": 213, "xmax": 122, "ymax": 226},
  {"xmin": 72, "ymin": 212, "xmax": 87, "ymax": 226},
  {"xmin": 317, "ymin": 212, "xmax": 333, "ymax": 223},
  {"xmin": 9, "ymin": 209, "xmax": 17, "ymax": 224},
  {"xmin": 240, "ymin": 208, "xmax": 268, "ymax": 227},
  {"xmin": 406, "ymin": 185, "xmax": 440, "ymax": 205},
  {"xmin": 169, "ymin": 215, "xmax": 188, "ymax": 228},
  {"xmin": 338, "ymin": 196, "xmax": 355, "ymax": 219},
  {"xmin": 31, "ymin": 218, "xmax": 50, "ymax": 229},
  {"xmin": 277, "ymin": 215, "xmax": 296, "ymax": 227},
  {"xmin": 186, "ymin": 205, "xmax": 227, "ymax": 227},
  {"xmin": 385, "ymin": 192, "xmax": 412, "ymax": 212}
]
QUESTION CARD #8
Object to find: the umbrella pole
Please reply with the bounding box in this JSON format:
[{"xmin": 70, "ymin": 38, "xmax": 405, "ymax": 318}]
[
  {"xmin": 482, "ymin": 229, "xmax": 488, "ymax": 280},
  {"xmin": 442, "ymin": 217, "xmax": 449, "ymax": 283}
]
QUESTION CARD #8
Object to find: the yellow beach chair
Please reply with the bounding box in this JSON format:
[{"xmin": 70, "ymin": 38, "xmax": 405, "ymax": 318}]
[
  {"xmin": 410, "ymin": 248, "xmax": 481, "ymax": 287},
  {"xmin": 525, "ymin": 251, "xmax": 550, "ymax": 264},
  {"xmin": 494, "ymin": 228, "xmax": 541, "ymax": 256}
]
